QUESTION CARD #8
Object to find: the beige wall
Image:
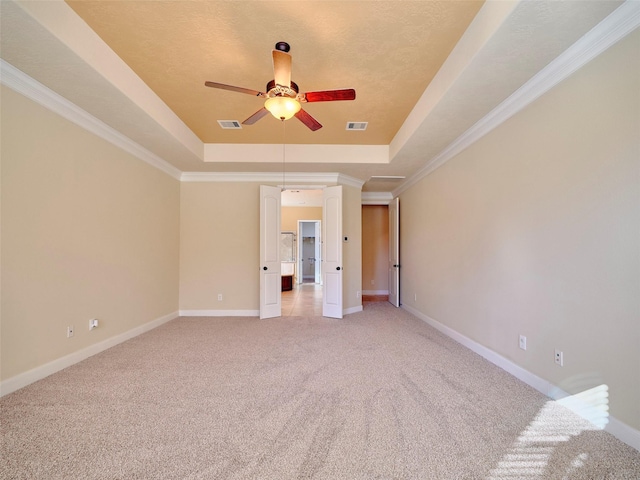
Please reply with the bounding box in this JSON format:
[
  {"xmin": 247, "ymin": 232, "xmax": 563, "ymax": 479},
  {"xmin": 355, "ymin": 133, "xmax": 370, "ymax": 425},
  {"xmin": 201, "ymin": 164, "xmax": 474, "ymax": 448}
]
[
  {"xmin": 179, "ymin": 182, "xmax": 260, "ymax": 311},
  {"xmin": 362, "ymin": 205, "xmax": 389, "ymax": 293},
  {"xmin": 180, "ymin": 183, "xmax": 362, "ymax": 314},
  {"xmin": 399, "ymin": 31, "xmax": 640, "ymax": 430},
  {"xmin": 281, "ymin": 206, "xmax": 322, "ymax": 232},
  {"xmin": 1, "ymin": 86, "xmax": 180, "ymax": 381}
]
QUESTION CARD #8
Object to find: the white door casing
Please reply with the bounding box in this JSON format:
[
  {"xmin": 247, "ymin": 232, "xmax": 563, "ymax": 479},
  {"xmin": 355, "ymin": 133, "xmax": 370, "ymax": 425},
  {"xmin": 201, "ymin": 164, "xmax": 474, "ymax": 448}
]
[
  {"xmin": 260, "ymin": 185, "xmax": 281, "ymax": 319},
  {"xmin": 297, "ymin": 221, "xmax": 303, "ymax": 285},
  {"xmin": 314, "ymin": 221, "xmax": 322, "ymax": 284},
  {"xmin": 389, "ymin": 197, "xmax": 400, "ymax": 307},
  {"xmin": 322, "ymin": 186, "xmax": 343, "ymax": 318}
]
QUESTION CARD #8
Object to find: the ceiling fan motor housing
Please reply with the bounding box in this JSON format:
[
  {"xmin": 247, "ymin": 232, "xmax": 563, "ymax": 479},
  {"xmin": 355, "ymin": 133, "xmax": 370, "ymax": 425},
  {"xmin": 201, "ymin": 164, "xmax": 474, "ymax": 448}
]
[{"xmin": 266, "ymin": 79, "xmax": 299, "ymax": 97}]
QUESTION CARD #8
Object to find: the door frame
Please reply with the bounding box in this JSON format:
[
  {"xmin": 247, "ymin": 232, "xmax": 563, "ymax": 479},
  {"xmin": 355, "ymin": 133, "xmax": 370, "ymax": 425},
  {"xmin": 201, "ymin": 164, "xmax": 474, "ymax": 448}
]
[
  {"xmin": 388, "ymin": 197, "xmax": 400, "ymax": 307},
  {"xmin": 297, "ymin": 220, "xmax": 322, "ymax": 285}
]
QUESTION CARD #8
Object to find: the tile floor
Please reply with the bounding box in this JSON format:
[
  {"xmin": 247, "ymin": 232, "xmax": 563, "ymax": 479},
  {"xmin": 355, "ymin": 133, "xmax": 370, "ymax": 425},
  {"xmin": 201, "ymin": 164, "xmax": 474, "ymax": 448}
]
[
  {"xmin": 281, "ymin": 282, "xmax": 390, "ymax": 317},
  {"xmin": 281, "ymin": 282, "xmax": 323, "ymax": 317}
]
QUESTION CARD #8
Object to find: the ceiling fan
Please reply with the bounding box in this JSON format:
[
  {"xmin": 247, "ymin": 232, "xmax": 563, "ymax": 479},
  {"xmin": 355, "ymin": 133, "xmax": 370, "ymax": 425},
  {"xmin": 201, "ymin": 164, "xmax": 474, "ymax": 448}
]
[{"xmin": 205, "ymin": 42, "xmax": 356, "ymax": 131}]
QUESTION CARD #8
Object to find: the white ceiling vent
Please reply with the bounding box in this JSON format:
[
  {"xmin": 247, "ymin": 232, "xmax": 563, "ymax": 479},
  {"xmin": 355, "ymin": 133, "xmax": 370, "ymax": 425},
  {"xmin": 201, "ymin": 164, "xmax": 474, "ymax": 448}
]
[
  {"xmin": 346, "ymin": 122, "xmax": 368, "ymax": 131},
  {"xmin": 217, "ymin": 120, "xmax": 242, "ymax": 129}
]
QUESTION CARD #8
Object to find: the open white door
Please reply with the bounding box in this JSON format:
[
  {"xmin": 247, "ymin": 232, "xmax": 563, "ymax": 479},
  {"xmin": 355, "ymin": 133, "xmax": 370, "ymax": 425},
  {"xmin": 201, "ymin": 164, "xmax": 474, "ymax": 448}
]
[
  {"xmin": 388, "ymin": 197, "xmax": 400, "ymax": 307},
  {"xmin": 322, "ymin": 186, "xmax": 342, "ymax": 318},
  {"xmin": 260, "ymin": 185, "xmax": 281, "ymax": 319}
]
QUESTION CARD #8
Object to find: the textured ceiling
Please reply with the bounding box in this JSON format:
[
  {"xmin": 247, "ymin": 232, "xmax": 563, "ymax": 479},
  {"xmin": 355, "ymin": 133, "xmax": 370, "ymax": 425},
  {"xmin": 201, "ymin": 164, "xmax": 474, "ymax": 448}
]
[
  {"xmin": 65, "ymin": 0, "xmax": 483, "ymax": 145},
  {"xmin": 0, "ymin": 0, "xmax": 625, "ymax": 194}
]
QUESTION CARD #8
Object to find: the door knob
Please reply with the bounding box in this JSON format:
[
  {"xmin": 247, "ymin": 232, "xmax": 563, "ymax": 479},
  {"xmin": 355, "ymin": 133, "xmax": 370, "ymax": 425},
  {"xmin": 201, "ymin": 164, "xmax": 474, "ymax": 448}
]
[
  {"xmin": 263, "ymin": 266, "xmax": 268, "ymax": 271},
  {"xmin": 336, "ymin": 267, "xmax": 341, "ymax": 271}
]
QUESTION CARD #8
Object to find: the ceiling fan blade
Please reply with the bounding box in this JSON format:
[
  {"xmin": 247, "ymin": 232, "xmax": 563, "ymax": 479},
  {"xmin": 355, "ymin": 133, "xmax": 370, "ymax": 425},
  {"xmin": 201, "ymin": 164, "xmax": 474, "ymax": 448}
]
[
  {"xmin": 295, "ymin": 108, "xmax": 322, "ymax": 131},
  {"xmin": 205, "ymin": 81, "xmax": 265, "ymax": 97},
  {"xmin": 242, "ymin": 107, "xmax": 270, "ymax": 125},
  {"xmin": 302, "ymin": 89, "xmax": 356, "ymax": 103},
  {"xmin": 272, "ymin": 50, "xmax": 291, "ymax": 87}
]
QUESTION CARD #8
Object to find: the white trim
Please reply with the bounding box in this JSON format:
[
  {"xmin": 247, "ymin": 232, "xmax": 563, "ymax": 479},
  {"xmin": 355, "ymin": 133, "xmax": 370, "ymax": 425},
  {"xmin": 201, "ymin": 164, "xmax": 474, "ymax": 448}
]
[
  {"xmin": 362, "ymin": 290, "xmax": 389, "ymax": 295},
  {"xmin": 361, "ymin": 192, "xmax": 394, "ymax": 205},
  {"xmin": 181, "ymin": 171, "xmax": 364, "ymax": 189},
  {"xmin": 337, "ymin": 173, "xmax": 365, "ymax": 189},
  {"xmin": 180, "ymin": 307, "xmax": 366, "ymax": 317},
  {"xmin": 178, "ymin": 309, "xmax": 259, "ymax": 317},
  {"xmin": 0, "ymin": 60, "xmax": 182, "ymax": 180},
  {"xmin": 402, "ymin": 304, "xmax": 640, "ymax": 452},
  {"xmin": 606, "ymin": 416, "xmax": 640, "ymax": 452},
  {"xmin": 0, "ymin": 311, "xmax": 179, "ymax": 397},
  {"xmin": 394, "ymin": 1, "xmax": 640, "ymax": 197},
  {"xmin": 344, "ymin": 305, "xmax": 363, "ymax": 315}
]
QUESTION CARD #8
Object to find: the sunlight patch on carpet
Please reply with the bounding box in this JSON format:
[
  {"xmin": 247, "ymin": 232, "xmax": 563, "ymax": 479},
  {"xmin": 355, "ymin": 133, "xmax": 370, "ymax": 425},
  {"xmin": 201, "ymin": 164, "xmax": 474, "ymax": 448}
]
[{"xmin": 488, "ymin": 385, "xmax": 608, "ymax": 479}]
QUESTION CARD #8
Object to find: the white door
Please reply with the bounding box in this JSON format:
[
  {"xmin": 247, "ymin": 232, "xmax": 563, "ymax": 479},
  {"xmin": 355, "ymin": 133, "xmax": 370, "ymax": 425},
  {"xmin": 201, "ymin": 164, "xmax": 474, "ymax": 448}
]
[
  {"xmin": 388, "ymin": 197, "xmax": 400, "ymax": 307},
  {"xmin": 260, "ymin": 185, "xmax": 281, "ymax": 319},
  {"xmin": 322, "ymin": 186, "xmax": 343, "ymax": 318},
  {"xmin": 314, "ymin": 221, "xmax": 322, "ymax": 284}
]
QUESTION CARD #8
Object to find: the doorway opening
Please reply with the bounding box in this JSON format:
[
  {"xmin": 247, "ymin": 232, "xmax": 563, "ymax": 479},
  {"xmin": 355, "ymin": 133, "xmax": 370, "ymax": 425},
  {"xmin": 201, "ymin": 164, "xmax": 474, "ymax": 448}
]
[
  {"xmin": 260, "ymin": 185, "xmax": 343, "ymax": 319},
  {"xmin": 298, "ymin": 220, "xmax": 321, "ymax": 284},
  {"xmin": 280, "ymin": 189, "xmax": 323, "ymax": 317}
]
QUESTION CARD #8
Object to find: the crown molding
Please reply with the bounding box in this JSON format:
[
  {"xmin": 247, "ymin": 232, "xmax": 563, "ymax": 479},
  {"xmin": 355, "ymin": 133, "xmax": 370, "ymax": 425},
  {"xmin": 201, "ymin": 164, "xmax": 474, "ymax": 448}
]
[
  {"xmin": 394, "ymin": 0, "xmax": 640, "ymax": 197},
  {"xmin": 0, "ymin": 60, "xmax": 183, "ymax": 180},
  {"xmin": 361, "ymin": 192, "xmax": 394, "ymax": 205},
  {"xmin": 181, "ymin": 171, "xmax": 365, "ymax": 189}
]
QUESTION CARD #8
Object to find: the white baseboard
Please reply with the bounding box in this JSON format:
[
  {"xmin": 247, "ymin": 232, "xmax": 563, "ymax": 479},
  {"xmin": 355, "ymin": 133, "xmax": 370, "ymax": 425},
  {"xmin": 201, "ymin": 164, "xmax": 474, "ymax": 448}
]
[
  {"xmin": 606, "ymin": 417, "xmax": 640, "ymax": 452},
  {"xmin": 179, "ymin": 309, "xmax": 259, "ymax": 317},
  {"xmin": 402, "ymin": 304, "xmax": 640, "ymax": 452},
  {"xmin": 362, "ymin": 290, "xmax": 389, "ymax": 295},
  {"xmin": 0, "ymin": 311, "xmax": 179, "ymax": 397},
  {"xmin": 179, "ymin": 308, "xmax": 366, "ymax": 317},
  {"xmin": 344, "ymin": 305, "xmax": 363, "ymax": 315}
]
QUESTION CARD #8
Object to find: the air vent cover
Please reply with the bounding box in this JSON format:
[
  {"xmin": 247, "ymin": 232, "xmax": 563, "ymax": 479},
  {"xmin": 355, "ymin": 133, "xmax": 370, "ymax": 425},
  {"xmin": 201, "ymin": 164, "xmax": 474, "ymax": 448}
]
[
  {"xmin": 346, "ymin": 122, "xmax": 368, "ymax": 131},
  {"xmin": 218, "ymin": 120, "xmax": 242, "ymax": 129}
]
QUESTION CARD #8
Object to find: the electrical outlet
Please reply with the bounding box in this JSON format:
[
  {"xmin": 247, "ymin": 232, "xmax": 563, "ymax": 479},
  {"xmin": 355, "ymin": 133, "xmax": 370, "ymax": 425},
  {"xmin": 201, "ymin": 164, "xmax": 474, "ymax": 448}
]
[
  {"xmin": 357, "ymin": 290, "xmax": 361, "ymax": 298},
  {"xmin": 217, "ymin": 294, "xmax": 223, "ymax": 301},
  {"xmin": 555, "ymin": 349, "xmax": 564, "ymax": 366},
  {"xmin": 371, "ymin": 280, "xmax": 375, "ymax": 285},
  {"xmin": 519, "ymin": 335, "xmax": 527, "ymax": 350},
  {"xmin": 67, "ymin": 325, "xmax": 74, "ymax": 338},
  {"xmin": 414, "ymin": 293, "xmax": 417, "ymax": 302}
]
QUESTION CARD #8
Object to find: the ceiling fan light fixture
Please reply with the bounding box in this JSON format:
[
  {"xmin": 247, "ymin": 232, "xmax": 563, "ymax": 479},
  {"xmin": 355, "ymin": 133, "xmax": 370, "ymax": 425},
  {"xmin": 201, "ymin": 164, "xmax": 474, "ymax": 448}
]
[{"xmin": 265, "ymin": 96, "xmax": 301, "ymax": 120}]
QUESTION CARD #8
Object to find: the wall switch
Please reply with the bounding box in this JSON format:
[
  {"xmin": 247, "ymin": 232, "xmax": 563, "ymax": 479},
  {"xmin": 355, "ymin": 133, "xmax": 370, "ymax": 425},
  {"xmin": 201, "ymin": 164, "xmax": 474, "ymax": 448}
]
[
  {"xmin": 89, "ymin": 318, "xmax": 99, "ymax": 330},
  {"xmin": 555, "ymin": 349, "xmax": 564, "ymax": 366},
  {"xmin": 67, "ymin": 325, "xmax": 74, "ymax": 338},
  {"xmin": 519, "ymin": 335, "xmax": 527, "ymax": 350},
  {"xmin": 217, "ymin": 294, "xmax": 223, "ymax": 301}
]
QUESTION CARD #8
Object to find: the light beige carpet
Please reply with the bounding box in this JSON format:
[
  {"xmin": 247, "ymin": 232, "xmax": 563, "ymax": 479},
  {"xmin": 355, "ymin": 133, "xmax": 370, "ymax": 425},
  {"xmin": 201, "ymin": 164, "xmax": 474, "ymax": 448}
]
[{"xmin": 2, "ymin": 303, "xmax": 639, "ymax": 479}]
